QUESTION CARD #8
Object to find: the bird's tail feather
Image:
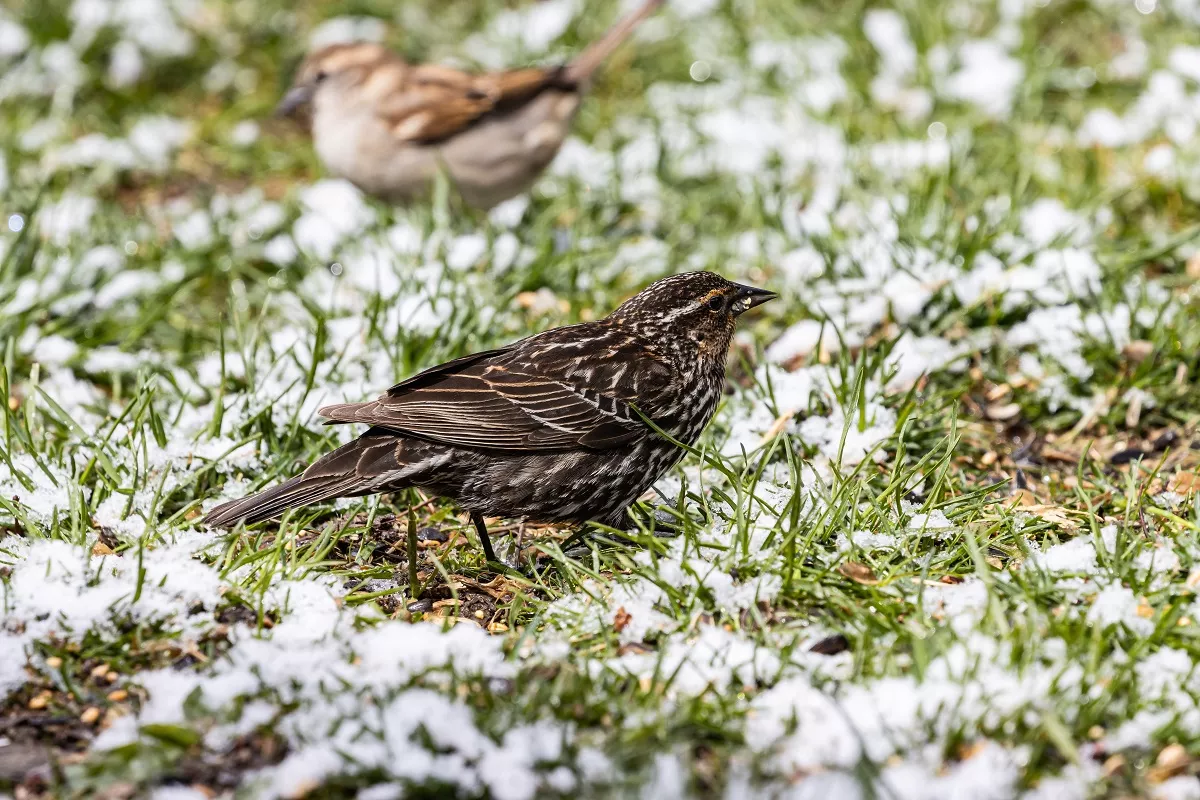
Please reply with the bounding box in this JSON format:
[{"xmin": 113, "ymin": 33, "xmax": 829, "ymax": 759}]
[
  {"xmin": 202, "ymin": 430, "xmax": 402, "ymax": 528},
  {"xmin": 565, "ymin": 0, "xmax": 664, "ymax": 85},
  {"xmin": 202, "ymin": 473, "xmax": 363, "ymax": 527}
]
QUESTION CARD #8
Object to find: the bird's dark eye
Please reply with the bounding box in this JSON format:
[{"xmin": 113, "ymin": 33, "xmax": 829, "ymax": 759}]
[
  {"xmin": 314, "ymin": 70, "xmax": 329, "ymax": 83},
  {"xmin": 704, "ymin": 295, "xmax": 726, "ymax": 312}
]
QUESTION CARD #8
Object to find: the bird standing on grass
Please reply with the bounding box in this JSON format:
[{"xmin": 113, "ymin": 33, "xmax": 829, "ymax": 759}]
[
  {"xmin": 276, "ymin": 0, "xmax": 665, "ymax": 209},
  {"xmin": 203, "ymin": 271, "xmax": 775, "ymax": 561}
]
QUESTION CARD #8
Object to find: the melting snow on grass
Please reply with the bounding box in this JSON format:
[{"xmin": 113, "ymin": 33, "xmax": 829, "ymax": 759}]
[{"xmin": 3, "ymin": 0, "xmax": 1200, "ymax": 796}]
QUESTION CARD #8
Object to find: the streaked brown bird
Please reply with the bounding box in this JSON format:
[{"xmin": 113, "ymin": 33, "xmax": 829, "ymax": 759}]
[
  {"xmin": 276, "ymin": 0, "xmax": 664, "ymax": 209},
  {"xmin": 203, "ymin": 271, "xmax": 775, "ymax": 560}
]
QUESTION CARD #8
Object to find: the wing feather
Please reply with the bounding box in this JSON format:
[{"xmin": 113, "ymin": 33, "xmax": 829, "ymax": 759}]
[
  {"xmin": 321, "ymin": 369, "xmax": 643, "ymax": 452},
  {"xmin": 378, "ymin": 65, "xmax": 567, "ymax": 144},
  {"xmin": 319, "ymin": 327, "xmax": 676, "ymax": 453}
]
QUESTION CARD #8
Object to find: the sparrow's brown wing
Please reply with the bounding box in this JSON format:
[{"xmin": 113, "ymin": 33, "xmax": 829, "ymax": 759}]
[
  {"xmin": 319, "ymin": 329, "xmax": 662, "ymax": 452},
  {"xmin": 379, "ymin": 65, "xmax": 567, "ymax": 144}
]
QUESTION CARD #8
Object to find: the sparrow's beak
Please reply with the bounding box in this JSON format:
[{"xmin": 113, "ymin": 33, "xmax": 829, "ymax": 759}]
[
  {"xmin": 731, "ymin": 284, "xmax": 777, "ymax": 315},
  {"xmin": 275, "ymin": 85, "xmax": 315, "ymax": 118}
]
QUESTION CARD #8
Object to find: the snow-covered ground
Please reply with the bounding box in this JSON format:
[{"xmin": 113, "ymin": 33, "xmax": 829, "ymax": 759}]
[{"xmin": 3, "ymin": 0, "xmax": 1200, "ymax": 797}]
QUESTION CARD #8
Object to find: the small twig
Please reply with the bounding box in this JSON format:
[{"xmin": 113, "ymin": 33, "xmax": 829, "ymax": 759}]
[{"xmin": 407, "ymin": 494, "xmax": 419, "ymax": 599}]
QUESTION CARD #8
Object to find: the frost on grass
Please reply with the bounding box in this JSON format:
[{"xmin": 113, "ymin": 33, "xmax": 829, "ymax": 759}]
[{"xmin": 3, "ymin": 0, "xmax": 1200, "ymax": 796}]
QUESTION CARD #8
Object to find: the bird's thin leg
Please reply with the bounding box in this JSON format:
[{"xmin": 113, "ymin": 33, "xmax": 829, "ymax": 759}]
[{"xmin": 471, "ymin": 512, "xmax": 499, "ymax": 563}]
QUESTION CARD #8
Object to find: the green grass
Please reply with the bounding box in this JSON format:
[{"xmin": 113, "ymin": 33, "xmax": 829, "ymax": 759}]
[{"xmin": 3, "ymin": 0, "xmax": 1200, "ymax": 797}]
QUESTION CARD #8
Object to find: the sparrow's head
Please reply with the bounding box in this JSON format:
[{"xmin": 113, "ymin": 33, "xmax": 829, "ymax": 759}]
[
  {"xmin": 608, "ymin": 271, "xmax": 775, "ymax": 364},
  {"xmin": 277, "ymin": 42, "xmax": 394, "ymax": 118}
]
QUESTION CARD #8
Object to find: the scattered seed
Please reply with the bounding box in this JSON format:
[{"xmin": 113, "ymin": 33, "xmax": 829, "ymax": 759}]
[
  {"xmin": 1102, "ymin": 754, "xmax": 1125, "ymax": 777},
  {"xmin": 985, "ymin": 402, "xmax": 1021, "ymax": 421},
  {"xmin": 985, "ymin": 383, "xmax": 1011, "ymax": 401},
  {"xmin": 416, "ymin": 526, "xmax": 448, "ymax": 542},
  {"xmin": 28, "ymin": 694, "xmax": 49, "ymax": 710},
  {"xmin": 107, "ymin": 689, "xmax": 128, "ymax": 702},
  {"xmin": 808, "ymin": 634, "xmax": 850, "ymax": 656},
  {"xmin": 1151, "ymin": 430, "xmax": 1180, "ymax": 451},
  {"xmin": 45, "ymin": 656, "xmax": 62, "ymax": 669},
  {"xmin": 80, "ymin": 707, "xmax": 101, "ymax": 725},
  {"xmin": 1109, "ymin": 447, "xmax": 1146, "ymax": 465},
  {"xmin": 1156, "ymin": 743, "xmax": 1188, "ymax": 772},
  {"xmin": 1121, "ymin": 340, "xmax": 1153, "ymax": 363}
]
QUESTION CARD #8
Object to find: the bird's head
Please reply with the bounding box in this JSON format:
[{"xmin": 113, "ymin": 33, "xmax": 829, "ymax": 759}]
[
  {"xmin": 608, "ymin": 271, "xmax": 775, "ymax": 365},
  {"xmin": 276, "ymin": 42, "xmax": 394, "ymax": 119}
]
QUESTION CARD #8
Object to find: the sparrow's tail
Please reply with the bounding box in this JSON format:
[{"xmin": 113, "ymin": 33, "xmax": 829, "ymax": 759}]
[
  {"xmin": 202, "ymin": 429, "xmax": 403, "ymax": 528},
  {"xmin": 564, "ymin": 0, "xmax": 664, "ymax": 85}
]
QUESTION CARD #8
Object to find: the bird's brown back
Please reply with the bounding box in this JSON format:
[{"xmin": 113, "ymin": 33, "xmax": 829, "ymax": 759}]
[{"xmin": 319, "ymin": 322, "xmax": 681, "ymax": 453}]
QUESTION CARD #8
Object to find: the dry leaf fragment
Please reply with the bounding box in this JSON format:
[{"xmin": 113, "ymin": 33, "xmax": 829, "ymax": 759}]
[
  {"xmin": 837, "ymin": 561, "xmax": 879, "ymax": 585},
  {"xmin": 613, "ymin": 606, "xmax": 633, "ymax": 633},
  {"xmin": 1008, "ymin": 495, "xmax": 1078, "ymax": 530},
  {"xmin": 1170, "ymin": 471, "xmax": 1200, "ymax": 495},
  {"xmin": 759, "ymin": 410, "xmax": 795, "ymax": 445},
  {"xmin": 1010, "ymin": 488, "xmax": 1038, "ymax": 506},
  {"xmin": 92, "ymin": 541, "xmax": 115, "ymax": 557}
]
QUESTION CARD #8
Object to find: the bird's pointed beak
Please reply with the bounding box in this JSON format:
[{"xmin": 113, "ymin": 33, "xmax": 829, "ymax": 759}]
[
  {"xmin": 275, "ymin": 85, "xmax": 315, "ymax": 118},
  {"xmin": 731, "ymin": 284, "xmax": 777, "ymax": 315}
]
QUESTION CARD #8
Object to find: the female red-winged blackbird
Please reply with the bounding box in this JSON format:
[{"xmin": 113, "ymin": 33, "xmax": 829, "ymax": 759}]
[{"xmin": 203, "ymin": 271, "xmax": 775, "ymax": 560}]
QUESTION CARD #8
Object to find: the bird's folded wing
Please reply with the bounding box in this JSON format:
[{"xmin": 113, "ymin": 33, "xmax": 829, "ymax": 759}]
[
  {"xmin": 379, "ymin": 65, "xmax": 563, "ymax": 144},
  {"xmin": 320, "ymin": 367, "xmax": 643, "ymax": 452}
]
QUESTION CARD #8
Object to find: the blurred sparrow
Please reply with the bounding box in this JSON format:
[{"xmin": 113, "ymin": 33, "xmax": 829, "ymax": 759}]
[{"xmin": 278, "ymin": 0, "xmax": 664, "ymax": 209}]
